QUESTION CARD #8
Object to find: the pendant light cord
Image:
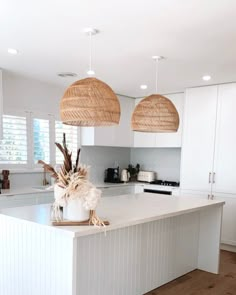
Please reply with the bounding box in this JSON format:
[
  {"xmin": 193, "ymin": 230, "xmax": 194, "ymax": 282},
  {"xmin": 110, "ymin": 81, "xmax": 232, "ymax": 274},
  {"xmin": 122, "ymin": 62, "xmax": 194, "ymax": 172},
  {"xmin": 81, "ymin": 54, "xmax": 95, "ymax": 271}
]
[
  {"xmin": 89, "ymin": 32, "xmax": 92, "ymax": 72},
  {"xmin": 155, "ymin": 58, "xmax": 158, "ymax": 93}
]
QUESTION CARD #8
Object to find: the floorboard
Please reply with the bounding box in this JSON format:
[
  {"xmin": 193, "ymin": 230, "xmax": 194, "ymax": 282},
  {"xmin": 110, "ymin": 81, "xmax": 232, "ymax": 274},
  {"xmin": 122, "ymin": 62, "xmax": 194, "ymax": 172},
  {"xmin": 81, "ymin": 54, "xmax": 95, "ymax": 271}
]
[{"xmin": 145, "ymin": 250, "xmax": 236, "ymax": 295}]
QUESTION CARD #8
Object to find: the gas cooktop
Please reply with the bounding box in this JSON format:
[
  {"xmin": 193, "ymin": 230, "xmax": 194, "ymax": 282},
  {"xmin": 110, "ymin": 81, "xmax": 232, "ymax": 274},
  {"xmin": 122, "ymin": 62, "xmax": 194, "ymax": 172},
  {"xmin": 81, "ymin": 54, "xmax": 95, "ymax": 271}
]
[{"xmin": 149, "ymin": 180, "xmax": 180, "ymax": 187}]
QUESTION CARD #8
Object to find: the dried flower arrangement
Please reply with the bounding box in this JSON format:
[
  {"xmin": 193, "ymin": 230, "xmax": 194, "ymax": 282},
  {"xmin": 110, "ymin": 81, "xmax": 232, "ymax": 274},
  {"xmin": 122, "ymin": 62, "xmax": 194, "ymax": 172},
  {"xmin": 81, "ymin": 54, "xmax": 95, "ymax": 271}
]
[{"xmin": 38, "ymin": 133, "xmax": 105, "ymax": 226}]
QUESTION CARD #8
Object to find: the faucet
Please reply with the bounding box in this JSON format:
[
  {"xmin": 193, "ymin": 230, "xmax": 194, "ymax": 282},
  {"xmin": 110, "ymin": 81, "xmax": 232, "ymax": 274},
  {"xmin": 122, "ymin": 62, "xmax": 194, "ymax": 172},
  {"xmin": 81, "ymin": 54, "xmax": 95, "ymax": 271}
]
[{"xmin": 42, "ymin": 168, "xmax": 49, "ymax": 186}]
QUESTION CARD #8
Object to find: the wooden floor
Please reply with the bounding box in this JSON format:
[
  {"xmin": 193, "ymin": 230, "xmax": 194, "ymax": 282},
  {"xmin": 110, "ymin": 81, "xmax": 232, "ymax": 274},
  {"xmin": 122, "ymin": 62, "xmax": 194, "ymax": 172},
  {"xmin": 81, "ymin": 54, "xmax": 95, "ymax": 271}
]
[{"xmin": 145, "ymin": 250, "xmax": 236, "ymax": 295}]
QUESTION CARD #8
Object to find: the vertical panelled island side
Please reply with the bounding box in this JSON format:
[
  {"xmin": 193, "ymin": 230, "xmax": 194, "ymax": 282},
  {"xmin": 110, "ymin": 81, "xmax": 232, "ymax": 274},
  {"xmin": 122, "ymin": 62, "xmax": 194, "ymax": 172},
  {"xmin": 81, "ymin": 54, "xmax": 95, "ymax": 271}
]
[{"xmin": 0, "ymin": 193, "xmax": 224, "ymax": 295}]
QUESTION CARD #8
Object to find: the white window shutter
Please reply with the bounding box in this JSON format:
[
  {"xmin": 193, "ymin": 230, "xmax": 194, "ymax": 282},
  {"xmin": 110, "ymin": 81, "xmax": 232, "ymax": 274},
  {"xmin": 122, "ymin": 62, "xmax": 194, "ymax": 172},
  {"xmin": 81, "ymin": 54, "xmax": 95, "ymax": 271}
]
[
  {"xmin": 0, "ymin": 114, "xmax": 27, "ymax": 165},
  {"xmin": 33, "ymin": 118, "xmax": 50, "ymax": 164}
]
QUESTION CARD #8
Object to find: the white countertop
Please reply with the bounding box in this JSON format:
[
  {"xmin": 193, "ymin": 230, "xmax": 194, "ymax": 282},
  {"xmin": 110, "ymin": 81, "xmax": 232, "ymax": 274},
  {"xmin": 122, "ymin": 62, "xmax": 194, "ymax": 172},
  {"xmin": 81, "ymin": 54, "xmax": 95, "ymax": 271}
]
[
  {"xmin": 0, "ymin": 186, "xmax": 54, "ymax": 196},
  {"xmin": 0, "ymin": 182, "xmax": 145, "ymax": 196},
  {"xmin": 0, "ymin": 193, "xmax": 224, "ymax": 238},
  {"xmin": 0, "ymin": 181, "xmax": 180, "ymax": 197}
]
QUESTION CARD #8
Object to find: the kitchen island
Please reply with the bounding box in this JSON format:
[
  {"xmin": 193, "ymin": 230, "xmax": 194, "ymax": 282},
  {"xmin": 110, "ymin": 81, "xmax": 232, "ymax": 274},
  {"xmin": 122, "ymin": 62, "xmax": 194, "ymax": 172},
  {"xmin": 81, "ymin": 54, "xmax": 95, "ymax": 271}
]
[{"xmin": 0, "ymin": 193, "xmax": 224, "ymax": 295}]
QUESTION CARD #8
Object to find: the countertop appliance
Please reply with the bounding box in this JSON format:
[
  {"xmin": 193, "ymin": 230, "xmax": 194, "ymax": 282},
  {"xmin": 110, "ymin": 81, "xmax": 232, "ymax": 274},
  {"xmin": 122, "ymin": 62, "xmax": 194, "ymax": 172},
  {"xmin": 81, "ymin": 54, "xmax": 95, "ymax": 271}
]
[
  {"xmin": 104, "ymin": 167, "xmax": 122, "ymax": 183},
  {"xmin": 150, "ymin": 180, "xmax": 180, "ymax": 187},
  {"xmin": 121, "ymin": 169, "xmax": 130, "ymax": 182},
  {"xmin": 143, "ymin": 180, "xmax": 180, "ymax": 196},
  {"xmin": 137, "ymin": 171, "xmax": 156, "ymax": 183}
]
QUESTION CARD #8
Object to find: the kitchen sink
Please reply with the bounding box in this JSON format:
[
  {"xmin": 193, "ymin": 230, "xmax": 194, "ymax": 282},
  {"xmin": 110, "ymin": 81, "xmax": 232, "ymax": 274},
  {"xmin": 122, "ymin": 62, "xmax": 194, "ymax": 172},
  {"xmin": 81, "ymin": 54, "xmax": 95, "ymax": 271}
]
[{"xmin": 32, "ymin": 185, "xmax": 52, "ymax": 191}]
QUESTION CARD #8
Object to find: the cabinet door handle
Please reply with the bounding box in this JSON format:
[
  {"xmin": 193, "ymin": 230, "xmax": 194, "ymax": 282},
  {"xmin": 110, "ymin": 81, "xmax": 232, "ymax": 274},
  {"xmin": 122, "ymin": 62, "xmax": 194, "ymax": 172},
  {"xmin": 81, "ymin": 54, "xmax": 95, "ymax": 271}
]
[
  {"xmin": 208, "ymin": 172, "xmax": 212, "ymax": 183},
  {"xmin": 208, "ymin": 194, "xmax": 210, "ymax": 200},
  {"xmin": 213, "ymin": 172, "xmax": 216, "ymax": 183},
  {"xmin": 211, "ymin": 194, "xmax": 214, "ymax": 200}
]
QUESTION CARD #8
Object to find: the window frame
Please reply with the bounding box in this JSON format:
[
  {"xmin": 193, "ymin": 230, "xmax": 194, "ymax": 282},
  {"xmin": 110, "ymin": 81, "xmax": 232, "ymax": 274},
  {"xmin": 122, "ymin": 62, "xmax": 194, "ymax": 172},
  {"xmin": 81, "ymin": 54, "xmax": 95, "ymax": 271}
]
[{"xmin": 0, "ymin": 109, "xmax": 81, "ymax": 172}]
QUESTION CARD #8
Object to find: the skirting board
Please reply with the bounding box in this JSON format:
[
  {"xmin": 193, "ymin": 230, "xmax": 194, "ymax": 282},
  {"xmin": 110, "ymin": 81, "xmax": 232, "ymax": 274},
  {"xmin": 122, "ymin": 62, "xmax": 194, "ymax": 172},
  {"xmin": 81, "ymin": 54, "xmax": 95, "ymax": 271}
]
[{"xmin": 221, "ymin": 243, "xmax": 236, "ymax": 253}]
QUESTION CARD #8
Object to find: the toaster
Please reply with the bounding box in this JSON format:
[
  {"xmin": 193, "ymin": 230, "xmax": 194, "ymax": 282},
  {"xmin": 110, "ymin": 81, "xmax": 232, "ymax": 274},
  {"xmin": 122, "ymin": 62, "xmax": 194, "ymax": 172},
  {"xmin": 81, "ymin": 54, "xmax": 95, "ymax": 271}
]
[{"xmin": 137, "ymin": 171, "xmax": 157, "ymax": 183}]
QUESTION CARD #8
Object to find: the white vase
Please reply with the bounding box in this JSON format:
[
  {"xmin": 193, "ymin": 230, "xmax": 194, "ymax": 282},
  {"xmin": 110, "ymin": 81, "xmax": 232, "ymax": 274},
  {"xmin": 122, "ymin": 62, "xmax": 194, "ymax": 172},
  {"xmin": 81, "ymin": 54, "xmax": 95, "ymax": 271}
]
[{"xmin": 66, "ymin": 197, "xmax": 90, "ymax": 221}]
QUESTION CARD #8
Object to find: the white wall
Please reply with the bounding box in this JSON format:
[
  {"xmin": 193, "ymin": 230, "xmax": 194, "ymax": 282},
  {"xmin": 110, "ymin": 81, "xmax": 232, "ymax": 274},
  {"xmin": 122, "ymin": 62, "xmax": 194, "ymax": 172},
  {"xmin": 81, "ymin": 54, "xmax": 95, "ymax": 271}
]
[
  {"xmin": 1, "ymin": 71, "xmax": 65, "ymax": 189},
  {"xmin": 130, "ymin": 148, "xmax": 181, "ymax": 181}
]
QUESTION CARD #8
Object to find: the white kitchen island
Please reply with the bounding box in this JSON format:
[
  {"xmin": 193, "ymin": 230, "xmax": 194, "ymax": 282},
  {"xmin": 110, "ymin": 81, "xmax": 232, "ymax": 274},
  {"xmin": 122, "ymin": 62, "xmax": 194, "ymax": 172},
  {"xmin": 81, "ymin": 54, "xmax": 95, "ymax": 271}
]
[{"xmin": 0, "ymin": 193, "xmax": 224, "ymax": 295}]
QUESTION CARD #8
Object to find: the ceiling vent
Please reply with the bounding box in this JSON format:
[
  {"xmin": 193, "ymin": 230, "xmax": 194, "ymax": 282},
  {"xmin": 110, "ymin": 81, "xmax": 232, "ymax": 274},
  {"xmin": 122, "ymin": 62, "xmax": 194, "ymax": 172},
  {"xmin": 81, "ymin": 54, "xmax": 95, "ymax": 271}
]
[{"xmin": 57, "ymin": 72, "xmax": 77, "ymax": 78}]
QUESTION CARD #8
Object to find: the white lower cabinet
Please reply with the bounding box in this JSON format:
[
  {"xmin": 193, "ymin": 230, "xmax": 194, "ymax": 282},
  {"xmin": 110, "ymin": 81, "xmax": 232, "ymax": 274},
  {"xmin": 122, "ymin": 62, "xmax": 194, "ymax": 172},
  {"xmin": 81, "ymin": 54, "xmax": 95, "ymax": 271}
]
[
  {"xmin": 101, "ymin": 185, "xmax": 135, "ymax": 197},
  {"xmin": 134, "ymin": 184, "xmax": 144, "ymax": 194},
  {"xmin": 180, "ymin": 190, "xmax": 210, "ymax": 199},
  {"xmin": 0, "ymin": 194, "xmax": 36, "ymax": 209},
  {"xmin": 181, "ymin": 189, "xmax": 236, "ymax": 246},
  {"xmin": 36, "ymin": 192, "xmax": 54, "ymax": 204},
  {"xmin": 0, "ymin": 192, "xmax": 54, "ymax": 209},
  {"xmin": 213, "ymin": 194, "xmax": 236, "ymax": 246}
]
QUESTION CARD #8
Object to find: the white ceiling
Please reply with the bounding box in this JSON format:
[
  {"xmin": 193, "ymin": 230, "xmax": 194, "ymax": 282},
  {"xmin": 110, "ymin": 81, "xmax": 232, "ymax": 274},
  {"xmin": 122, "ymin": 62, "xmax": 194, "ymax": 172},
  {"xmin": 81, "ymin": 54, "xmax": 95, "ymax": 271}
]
[{"xmin": 1, "ymin": 0, "xmax": 236, "ymax": 97}]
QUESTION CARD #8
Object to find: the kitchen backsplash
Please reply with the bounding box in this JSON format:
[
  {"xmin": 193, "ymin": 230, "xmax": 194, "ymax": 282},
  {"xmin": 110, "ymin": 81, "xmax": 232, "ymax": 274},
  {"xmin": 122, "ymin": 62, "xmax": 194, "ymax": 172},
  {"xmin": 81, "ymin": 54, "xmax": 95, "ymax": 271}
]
[
  {"xmin": 4, "ymin": 147, "xmax": 181, "ymax": 190},
  {"xmin": 7, "ymin": 172, "xmax": 50, "ymax": 189},
  {"xmin": 80, "ymin": 146, "xmax": 130, "ymax": 184},
  {"xmin": 130, "ymin": 148, "xmax": 181, "ymax": 181}
]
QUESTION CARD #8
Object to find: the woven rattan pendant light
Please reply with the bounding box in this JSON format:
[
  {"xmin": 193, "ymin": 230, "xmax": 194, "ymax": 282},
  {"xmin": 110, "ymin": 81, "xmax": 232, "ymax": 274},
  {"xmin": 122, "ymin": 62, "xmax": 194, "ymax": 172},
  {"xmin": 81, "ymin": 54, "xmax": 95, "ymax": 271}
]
[
  {"xmin": 60, "ymin": 28, "xmax": 120, "ymax": 126},
  {"xmin": 131, "ymin": 56, "xmax": 179, "ymax": 132}
]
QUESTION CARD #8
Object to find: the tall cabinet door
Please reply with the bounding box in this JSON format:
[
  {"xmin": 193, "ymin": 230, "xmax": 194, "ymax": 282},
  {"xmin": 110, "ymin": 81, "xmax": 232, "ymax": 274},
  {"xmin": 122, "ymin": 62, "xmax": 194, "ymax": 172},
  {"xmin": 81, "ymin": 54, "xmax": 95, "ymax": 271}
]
[
  {"xmin": 180, "ymin": 86, "xmax": 218, "ymax": 191},
  {"xmin": 213, "ymin": 83, "xmax": 236, "ymax": 194}
]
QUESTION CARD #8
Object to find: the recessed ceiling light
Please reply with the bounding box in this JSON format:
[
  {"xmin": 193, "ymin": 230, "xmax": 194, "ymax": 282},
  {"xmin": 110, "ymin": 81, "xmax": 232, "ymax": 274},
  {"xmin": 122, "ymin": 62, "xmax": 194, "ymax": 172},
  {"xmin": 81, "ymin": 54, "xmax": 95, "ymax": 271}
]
[
  {"xmin": 140, "ymin": 85, "xmax": 147, "ymax": 90},
  {"xmin": 8, "ymin": 48, "xmax": 19, "ymax": 55},
  {"xmin": 57, "ymin": 72, "xmax": 77, "ymax": 78},
  {"xmin": 202, "ymin": 75, "xmax": 211, "ymax": 81}
]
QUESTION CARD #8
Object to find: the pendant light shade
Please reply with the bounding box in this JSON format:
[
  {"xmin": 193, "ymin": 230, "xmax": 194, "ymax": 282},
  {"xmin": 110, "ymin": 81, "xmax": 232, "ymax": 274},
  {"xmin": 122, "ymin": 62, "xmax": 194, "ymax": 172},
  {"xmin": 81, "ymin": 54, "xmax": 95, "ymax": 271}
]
[
  {"xmin": 131, "ymin": 94, "xmax": 179, "ymax": 132},
  {"xmin": 60, "ymin": 77, "xmax": 120, "ymax": 126},
  {"xmin": 132, "ymin": 56, "xmax": 179, "ymax": 133},
  {"xmin": 60, "ymin": 28, "xmax": 120, "ymax": 127}
]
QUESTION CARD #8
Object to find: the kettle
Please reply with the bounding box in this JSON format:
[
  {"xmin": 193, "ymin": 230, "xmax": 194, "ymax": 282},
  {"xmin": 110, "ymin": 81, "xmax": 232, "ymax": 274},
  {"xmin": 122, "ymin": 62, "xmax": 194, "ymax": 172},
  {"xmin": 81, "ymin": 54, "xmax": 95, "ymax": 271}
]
[{"xmin": 121, "ymin": 169, "xmax": 130, "ymax": 182}]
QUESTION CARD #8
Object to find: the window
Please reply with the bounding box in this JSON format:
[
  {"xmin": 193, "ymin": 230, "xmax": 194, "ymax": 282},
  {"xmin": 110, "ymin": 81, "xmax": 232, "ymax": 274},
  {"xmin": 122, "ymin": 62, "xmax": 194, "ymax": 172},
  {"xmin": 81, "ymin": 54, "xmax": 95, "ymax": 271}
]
[
  {"xmin": 33, "ymin": 118, "xmax": 50, "ymax": 164},
  {"xmin": 55, "ymin": 121, "xmax": 78, "ymax": 164},
  {"xmin": 0, "ymin": 115, "xmax": 27, "ymax": 165},
  {"xmin": 0, "ymin": 113, "xmax": 80, "ymax": 169}
]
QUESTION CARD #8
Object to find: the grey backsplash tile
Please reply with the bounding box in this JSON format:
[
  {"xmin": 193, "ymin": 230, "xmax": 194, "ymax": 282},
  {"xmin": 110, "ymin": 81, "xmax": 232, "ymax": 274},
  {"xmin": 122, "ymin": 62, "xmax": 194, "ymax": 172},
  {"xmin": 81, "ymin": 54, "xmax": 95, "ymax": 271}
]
[
  {"xmin": 80, "ymin": 146, "xmax": 130, "ymax": 184},
  {"xmin": 130, "ymin": 148, "xmax": 181, "ymax": 181}
]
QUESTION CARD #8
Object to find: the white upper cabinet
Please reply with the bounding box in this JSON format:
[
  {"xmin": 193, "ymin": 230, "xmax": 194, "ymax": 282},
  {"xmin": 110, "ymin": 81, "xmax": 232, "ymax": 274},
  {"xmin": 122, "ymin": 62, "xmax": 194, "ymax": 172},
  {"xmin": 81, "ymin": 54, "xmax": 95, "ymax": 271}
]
[
  {"xmin": 213, "ymin": 84, "xmax": 236, "ymax": 194},
  {"xmin": 81, "ymin": 96, "xmax": 134, "ymax": 147},
  {"xmin": 133, "ymin": 93, "xmax": 184, "ymax": 148},
  {"xmin": 81, "ymin": 92, "xmax": 184, "ymax": 148},
  {"xmin": 0, "ymin": 70, "xmax": 3, "ymax": 139},
  {"xmin": 181, "ymin": 86, "xmax": 218, "ymax": 192}
]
